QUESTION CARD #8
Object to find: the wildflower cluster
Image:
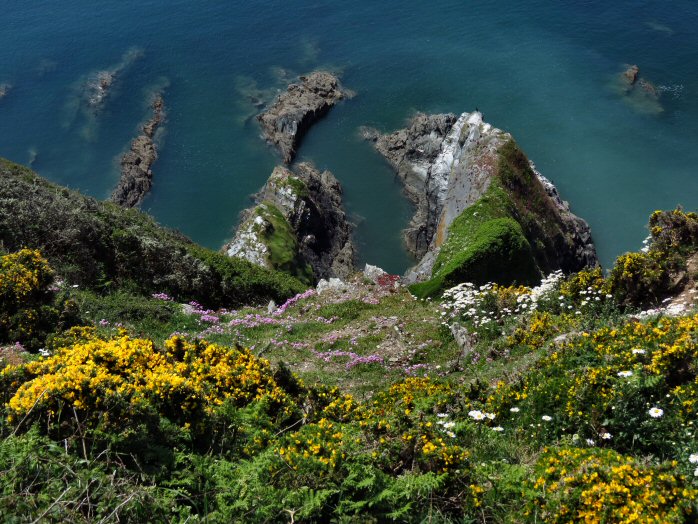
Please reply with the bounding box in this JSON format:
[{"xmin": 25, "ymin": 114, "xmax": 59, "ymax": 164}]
[
  {"xmin": 358, "ymin": 378, "xmax": 472, "ymax": 474},
  {"xmin": 274, "ymin": 288, "xmax": 315, "ymax": 316},
  {"xmin": 441, "ymin": 272, "xmax": 569, "ymax": 338},
  {"xmin": 442, "ymin": 282, "xmax": 533, "ymax": 329},
  {"xmin": 312, "ymin": 349, "xmax": 384, "ymax": 370},
  {"xmin": 487, "ymin": 313, "xmax": 698, "ymax": 456},
  {"xmin": 277, "ymin": 418, "xmax": 348, "ymax": 475},
  {"xmin": 529, "ymin": 447, "xmax": 697, "ymax": 523}
]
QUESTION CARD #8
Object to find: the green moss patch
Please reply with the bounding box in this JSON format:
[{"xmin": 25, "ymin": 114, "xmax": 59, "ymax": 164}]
[{"xmin": 255, "ymin": 204, "xmax": 314, "ymax": 285}]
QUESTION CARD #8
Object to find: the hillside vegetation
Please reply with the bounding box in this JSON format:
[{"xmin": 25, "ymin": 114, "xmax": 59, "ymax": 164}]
[
  {"xmin": 0, "ymin": 158, "xmax": 305, "ymax": 309},
  {"xmin": 1, "ymin": 204, "xmax": 698, "ymax": 522}
]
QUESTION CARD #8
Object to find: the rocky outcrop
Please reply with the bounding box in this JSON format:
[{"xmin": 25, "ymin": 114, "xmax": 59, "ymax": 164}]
[
  {"xmin": 111, "ymin": 94, "xmax": 165, "ymax": 207},
  {"xmin": 362, "ymin": 112, "xmax": 490, "ymax": 259},
  {"xmin": 257, "ymin": 71, "xmax": 349, "ymax": 163},
  {"xmin": 364, "ymin": 111, "xmax": 598, "ymax": 291},
  {"xmin": 224, "ymin": 162, "xmax": 355, "ymax": 283}
]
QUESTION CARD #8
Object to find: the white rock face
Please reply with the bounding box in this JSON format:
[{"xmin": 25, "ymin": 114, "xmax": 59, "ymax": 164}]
[
  {"xmin": 435, "ymin": 112, "xmax": 510, "ymax": 244},
  {"xmin": 363, "ymin": 263, "xmax": 387, "ymax": 281},
  {"xmin": 317, "ymin": 277, "xmax": 348, "ymax": 294},
  {"xmin": 225, "ymin": 205, "xmax": 272, "ymax": 268},
  {"xmin": 428, "ymin": 113, "xmax": 469, "ymax": 211},
  {"xmin": 400, "ymin": 111, "xmax": 511, "ymax": 282}
]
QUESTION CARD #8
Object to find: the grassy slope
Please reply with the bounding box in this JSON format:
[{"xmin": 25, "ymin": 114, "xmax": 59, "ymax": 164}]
[
  {"xmin": 0, "ymin": 158, "xmax": 305, "ymax": 308},
  {"xmin": 2, "ymin": 210, "xmax": 698, "ymax": 522},
  {"xmin": 75, "ymin": 279, "xmax": 458, "ymax": 398}
]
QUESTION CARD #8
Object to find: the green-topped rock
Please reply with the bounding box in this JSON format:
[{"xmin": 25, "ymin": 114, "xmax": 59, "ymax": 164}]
[
  {"xmin": 224, "ymin": 163, "xmax": 355, "ymax": 284},
  {"xmin": 364, "ymin": 111, "xmax": 598, "ymax": 297}
]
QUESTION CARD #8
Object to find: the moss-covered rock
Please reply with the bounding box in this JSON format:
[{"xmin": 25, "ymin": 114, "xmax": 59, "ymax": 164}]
[
  {"xmin": 225, "ymin": 163, "xmax": 355, "ymax": 282},
  {"xmin": 410, "ymin": 181, "xmax": 540, "ymax": 297},
  {"xmin": 409, "ymin": 138, "xmax": 597, "ymax": 298},
  {"xmin": 368, "ymin": 111, "xmax": 597, "ymax": 298}
]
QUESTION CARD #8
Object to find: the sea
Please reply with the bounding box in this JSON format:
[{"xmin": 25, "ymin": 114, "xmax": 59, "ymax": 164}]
[{"xmin": 2, "ymin": 0, "xmax": 697, "ymax": 273}]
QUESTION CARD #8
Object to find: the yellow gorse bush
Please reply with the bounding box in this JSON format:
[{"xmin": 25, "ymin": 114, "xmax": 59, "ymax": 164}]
[
  {"xmin": 3, "ymin": 333, "xmax": 291, "ymax": 425},
  {"xmin": 481, "ymin": 311, "xmax": 698, "ymax": 477},
  {"xmin": 563, "ymin": 315, "xmax": 698, "ymax": 417},
  {"xmin": 278, "ymin": 417, "xmax": 347, "ymax": 473},
  {"xmin": 531, "ymin": 447, "xmax": 697, "ymax": 523},
  {"xmin": 0, "ymin": 249, "xmax": 57, "ymax": 346},
  {"xmin": 0, "ymin": 249, "xmax": 53, "ymax": 302}
]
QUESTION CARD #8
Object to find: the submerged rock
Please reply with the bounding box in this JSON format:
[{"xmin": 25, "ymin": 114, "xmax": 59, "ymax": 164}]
[
  {"xmin": 224, "ymin": 162, "xmax": 355, "ymax": 283},
  {"xmin": 0, "ymin": 83, "xmax": 11, "ymax": 100},
  {"xmin": 365, "ymin": 111, "xmax": 598, "ymax": 294},
  {"xmin": 257, "ymin": 71, "xmax": 349, "ymax": 163},
  {"xmin": 81, "ymin": 48, "xmax": 143, "ymax": 114},
  {"xmin": 620, "ymin": 64, "xmax": 640, "ymax": 92},
  {"xmin": 614, "ymin": 64, "xmax": 663, "ymax": 114},
  {"xmin": 111, "ymin": 94, "xmax": 165, "ymax": 207}
]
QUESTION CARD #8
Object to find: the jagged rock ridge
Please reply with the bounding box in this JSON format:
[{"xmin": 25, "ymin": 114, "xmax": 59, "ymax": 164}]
[
  {"xmin": 257, "ymin": 71, "xmax": 349, "ymax": 163},
  {"xmin": 111, "ymin": 94, "xmax": 165, "ymax": 207}
]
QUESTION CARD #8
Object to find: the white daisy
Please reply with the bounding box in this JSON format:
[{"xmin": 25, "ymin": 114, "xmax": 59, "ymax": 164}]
[
  {"xmin": 468, "ymin": 410, "xmax": 485, "ymax": 421},
  {"xmin": 648, "ymin": 407, "xmax": 664, "ymax": 418}
]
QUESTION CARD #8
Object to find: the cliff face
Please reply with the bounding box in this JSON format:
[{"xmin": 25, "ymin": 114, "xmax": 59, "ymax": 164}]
[
  {"xmin": 224, "ymin": 163, "xmax": 355, "ymax": 283},
  {"xmin": 364, "ymin": 111, "xmax": 598, "ymax": 294}
]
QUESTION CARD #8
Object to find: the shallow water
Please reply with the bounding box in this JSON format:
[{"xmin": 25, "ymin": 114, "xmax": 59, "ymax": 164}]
[{"xmin": 1, "ymin": 1, "xmax": 697, "ymax": 273}]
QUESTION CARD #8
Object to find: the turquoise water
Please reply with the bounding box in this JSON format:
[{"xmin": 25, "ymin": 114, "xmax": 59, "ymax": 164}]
[{"xmin": 1, "ymin": 1, "xmax": 697, "ymax": 273}]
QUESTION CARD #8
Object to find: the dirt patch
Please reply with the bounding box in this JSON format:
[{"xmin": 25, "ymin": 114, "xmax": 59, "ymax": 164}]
[{"xmin": 668, "ymin": 252, "xmax": 698, "ymax": 311}]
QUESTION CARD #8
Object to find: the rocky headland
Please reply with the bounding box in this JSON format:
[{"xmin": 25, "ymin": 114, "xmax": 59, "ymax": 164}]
[
  {"xmin": 224, "ymin": 162, "xmax": 355, "ymax": 284},
  {"xmin": 257, "ymin": 71, "xmax": 350, "ymax": 163},
  {"xmin": 363, "ymin": 111, "xmax": 598, "ymax": 294},
  {"xmin": 111, "ymin": 94, "xmax": 165, "ymax": 207}
]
